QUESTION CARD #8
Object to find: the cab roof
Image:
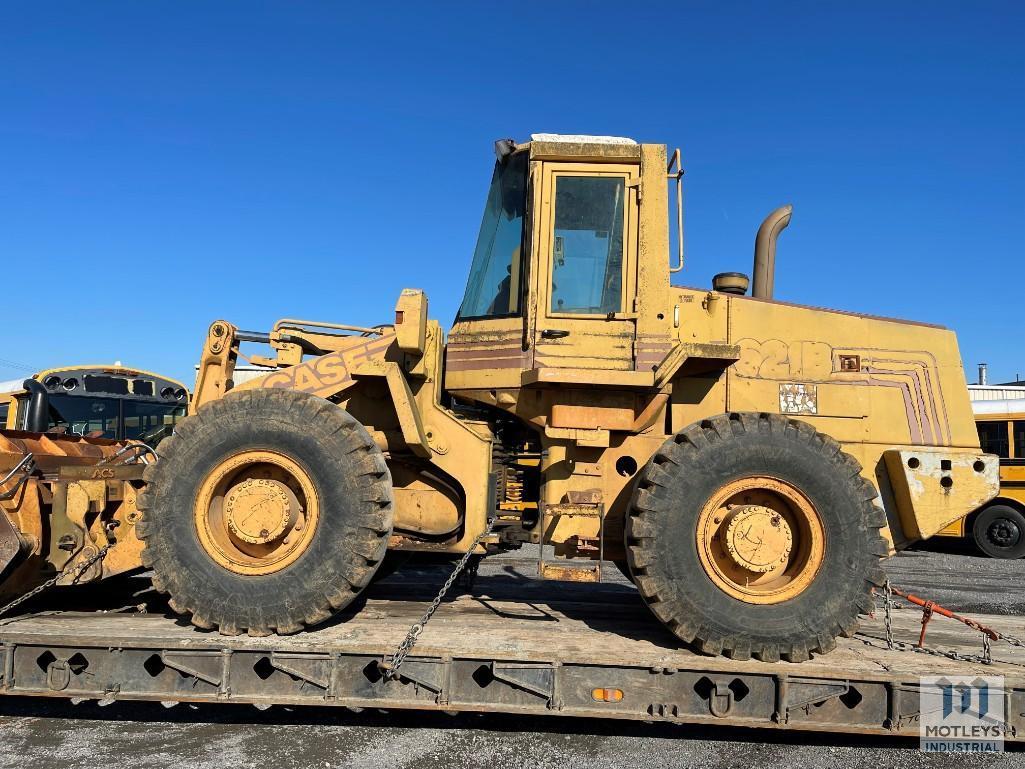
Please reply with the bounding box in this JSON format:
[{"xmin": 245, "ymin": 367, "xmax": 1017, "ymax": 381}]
[{"xmin": 523, "ymin": 133, "xmax": 646, "ymax": 162}]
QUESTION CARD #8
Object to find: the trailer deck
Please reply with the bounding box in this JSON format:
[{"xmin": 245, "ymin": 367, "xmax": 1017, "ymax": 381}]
[{"xmin": 0, "ymin": 569, "xmax": 1022, "ymax": 741}]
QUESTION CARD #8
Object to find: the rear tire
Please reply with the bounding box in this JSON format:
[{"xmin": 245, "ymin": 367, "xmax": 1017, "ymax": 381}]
[
  {"xmin": 627, "ymin": 413, "xmax": 888, "ymax": 662},
  {"xmin": 972, "ymin": 505, "xmax": 1025, "ymax": 559},
  {"xmin": 137, "ymin": 388, "xmax": 393, "ymax": 636}
]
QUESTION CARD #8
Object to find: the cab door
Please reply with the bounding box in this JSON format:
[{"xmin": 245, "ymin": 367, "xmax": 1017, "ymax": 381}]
[{"xmin": 530, "ymin": 163, "xmax": 639, "ymax": 371}]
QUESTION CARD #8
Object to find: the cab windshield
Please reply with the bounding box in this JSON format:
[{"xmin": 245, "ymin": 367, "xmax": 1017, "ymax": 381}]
[
  {"xmin": 47, "ymin": 395, "xmax": 120, "ymax": 439},
  {"xmin": 122, "ymin": 400, "xmax": 187, "ymax": 445},
  {"xmin": 456, "ymin": 152, "xmax": 527, "ymax": 319},
  {"xmin": 45, "ymin": 394, "xmax": 185, "ymax": 445}
]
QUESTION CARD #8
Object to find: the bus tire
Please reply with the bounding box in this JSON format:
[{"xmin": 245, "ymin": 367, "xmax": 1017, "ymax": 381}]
[{"xmin": 972, "ymin": 504, "xmax": 1025, "ymax": 559}]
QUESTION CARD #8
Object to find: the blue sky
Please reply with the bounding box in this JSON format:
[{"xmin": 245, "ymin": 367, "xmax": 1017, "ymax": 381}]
[{"xmin": 1, "ymin": 2, "xmax": 1022, "ymax": 385}]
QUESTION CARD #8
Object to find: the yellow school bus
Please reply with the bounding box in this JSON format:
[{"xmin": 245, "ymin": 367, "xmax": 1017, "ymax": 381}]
[
  {"xmin": 938, "ymin": 399, "xmax": 1025, "ymax": 558},
  {"xmin": 0, "ymin": 364, "xmax": 188, "ymax": 445}
]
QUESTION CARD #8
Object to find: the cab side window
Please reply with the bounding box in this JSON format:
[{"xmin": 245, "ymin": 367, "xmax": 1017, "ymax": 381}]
[{"xmin": 550, "ymin": 176, "xmax": 625, "ymax": 315}]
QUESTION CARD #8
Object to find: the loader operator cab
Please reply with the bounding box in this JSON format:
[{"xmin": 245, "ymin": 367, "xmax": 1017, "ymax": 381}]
[
  {"xmin": 458, "ymin": 137, "xmax": 635, "ymax": 324},
  {"xmin": 0, "ymin": 365, "xmax": 189, "ymax": 446},
  {"xmin": 447, "ymin": 134, "xmax": 668, "ymax": 397}
]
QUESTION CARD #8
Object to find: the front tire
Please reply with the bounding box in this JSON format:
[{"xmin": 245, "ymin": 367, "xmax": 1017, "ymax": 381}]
[
  {"xmin": 972, "ymin": 505, "xmax": 1025, "ymax": 559},
  {"xmin": 627, "ymin": 413, "xmax": 888, "ymax": 662},
  {"xmin": 137, "ymin": 388, "xmax": 393, "ymax": 636}
]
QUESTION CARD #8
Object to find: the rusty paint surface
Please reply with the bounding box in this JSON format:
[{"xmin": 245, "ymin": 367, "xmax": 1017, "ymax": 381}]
[
  {"xmin": 537, "ymin": 562, "xmax": 600, "ymax": 582},
  {"xmin": 885, "ymin": 448, "xmax": 1000, "ymax": 539}
]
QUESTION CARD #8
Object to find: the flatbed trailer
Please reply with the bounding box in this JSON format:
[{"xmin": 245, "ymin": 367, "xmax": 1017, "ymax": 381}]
[{"xmin": 0, "ymin": 568, "xmax": 1022, "ymax": 743}]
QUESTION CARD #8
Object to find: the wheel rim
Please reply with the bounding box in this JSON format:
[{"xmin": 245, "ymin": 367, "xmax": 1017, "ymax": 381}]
[
  {"xmin": 194, "ymin": 450, "xmax": 320, "ymax": 576},
  {"xmin": 696, "ymin": 476, "xmax": 825, "ymax": 604},
  {"xmin": 986, "ymin": 517, "xmax": 1022, "ymax": 549}
]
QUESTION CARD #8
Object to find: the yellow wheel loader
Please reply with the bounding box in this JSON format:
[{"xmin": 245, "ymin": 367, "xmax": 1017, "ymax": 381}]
[
  {"xmin": 137, "ymin": 134, "xmax": 998, "ymax": 661},
  {"xmin": 0, "ymin": 367, "xmax": 187, "ymax": 605},
  {"xmin": 0, "ymin": 404, "xmax": 150, "ymax": 602}
]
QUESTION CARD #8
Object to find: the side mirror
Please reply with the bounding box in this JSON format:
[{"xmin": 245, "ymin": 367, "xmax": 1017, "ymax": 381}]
[{"xmin": 394, "ymin": 289, "xmax": 428, "ymax": 356}]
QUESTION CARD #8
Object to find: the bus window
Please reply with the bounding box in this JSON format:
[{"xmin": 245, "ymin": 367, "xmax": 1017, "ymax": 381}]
[
  {"xmin": 977, "ymin": 420, "xmax": 1010, "ymax": 459},
  {"xmin": 122, "ymin": 401, "xmax": 185, "ymax": 445},
  {"xmin": 48, "ymin": 395, "xmax": 119, "ymax": 439},
  {"xmin": 1015, "ymin": 421, "xmax": 1025, "ymax": 459}
]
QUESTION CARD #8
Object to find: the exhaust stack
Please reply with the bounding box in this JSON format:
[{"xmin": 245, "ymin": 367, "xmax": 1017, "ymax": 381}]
[
  {"xmin": 22, "ymin": 379, "xmax": 49, "ymax": 433},
  {"xmin": 752, "ymin": 205, "xmax": 793, "ymax": 300}
]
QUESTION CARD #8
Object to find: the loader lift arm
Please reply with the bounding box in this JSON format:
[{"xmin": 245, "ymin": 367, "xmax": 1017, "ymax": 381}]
[{"xmin": 191, "ymin": 291, "xmax": 434, "ymax": 461}]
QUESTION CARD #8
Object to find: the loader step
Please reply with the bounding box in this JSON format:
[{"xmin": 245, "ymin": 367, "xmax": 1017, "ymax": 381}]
[
  {"xmin": 539, "ymin": 502, "xmax": 605, "ymax": 581},
  {"xmin": 537, "ymin": 561, "xmax": 600, "ymax": 582},
  {"xmin": 0, "ymin": 574, "xmax": 1022, "ymax": 741}
]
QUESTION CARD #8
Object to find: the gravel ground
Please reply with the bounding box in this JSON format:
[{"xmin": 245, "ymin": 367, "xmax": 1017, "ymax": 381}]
[
  {"xmin": 0, "ymin": 545, "xmax": 1022, "ymax": 769},
  {"xmin": 885, "ymin": 541, "xmax": 1025, "ymax": 615}
]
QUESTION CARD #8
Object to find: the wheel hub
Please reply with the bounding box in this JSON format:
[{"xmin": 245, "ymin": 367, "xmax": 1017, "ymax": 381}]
[
  {"xmin": 225, "ymin": 478, "xmax": 293, "ymax": 545},
  {"xmin": 696, "ymin": 475, "xmax": 825, "ymax": 604},
  {"xmin": 988, "ymin": 518, "xmax": 1021, "ymax": 548},
  {"xmin": 722, "ymin": 504, "xmax": 793, "ymax": 573}
]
